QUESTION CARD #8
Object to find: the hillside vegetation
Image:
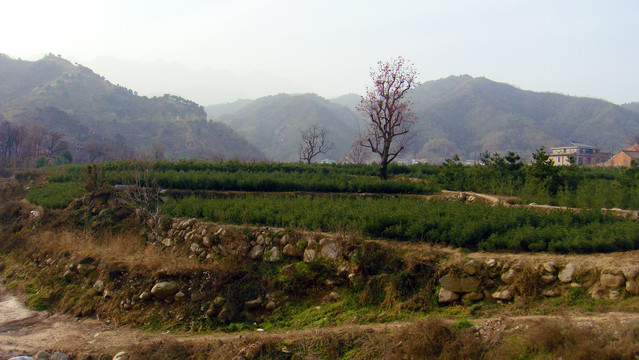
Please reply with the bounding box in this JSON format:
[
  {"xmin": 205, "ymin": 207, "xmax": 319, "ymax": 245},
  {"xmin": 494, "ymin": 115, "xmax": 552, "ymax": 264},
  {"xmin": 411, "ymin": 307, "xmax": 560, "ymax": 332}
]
[
  {"xmin": 207, "ymin": 75, "xmax": 639, "ymax": 163},
  {"xmin": 0, "ymin": 54, "xmax": 265, "ymax": 161},
  {"xmin": 33, "ymin": 157, "xmax": 639, "ymax": 253},
  {"xmin": 213, "ymin": 93, "xmax": 359, "ymax": 162},
  {"xmin": 411, "ymin": 75, "xmax": 639, "ymax": 162},
  {"xmin": 4, "ymin": 160, "xmax": 639, "ymax": 358}
]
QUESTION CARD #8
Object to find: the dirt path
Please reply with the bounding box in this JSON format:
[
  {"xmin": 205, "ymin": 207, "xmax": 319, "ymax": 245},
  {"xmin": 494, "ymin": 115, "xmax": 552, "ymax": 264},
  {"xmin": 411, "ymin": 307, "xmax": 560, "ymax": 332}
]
[
  {"xmin": 4, "ymin": 281, "xmax": 639, "ymax": 359},
  {"xmin": 0, "ymin": 286, "xmax": 157, "ymax": 358}
]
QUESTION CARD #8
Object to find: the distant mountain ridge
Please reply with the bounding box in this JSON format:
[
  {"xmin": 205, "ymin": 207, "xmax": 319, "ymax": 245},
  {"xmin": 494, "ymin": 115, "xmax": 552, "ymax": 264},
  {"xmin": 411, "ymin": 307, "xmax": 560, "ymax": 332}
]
[
  {"xmin": 410, "ymin": 75, "xmax": 639, "ymax": 161},
  {"xmin": 0, "ymin": 54, "xmax": 265, "ymax": 161},
  {"xmin": 622, "ymin": 102, "xmax": 639, "ymax": 113},
  {"xmin": 4, "ymin": 54, "xmax": 635, "ymax": 164},
  {"xmin": 206, "ymin": 76, "xmax": 639, "ymax": 163},
  {"xmin": 211, "ymin": 93, "xmax": 360, "ymax": 162}
]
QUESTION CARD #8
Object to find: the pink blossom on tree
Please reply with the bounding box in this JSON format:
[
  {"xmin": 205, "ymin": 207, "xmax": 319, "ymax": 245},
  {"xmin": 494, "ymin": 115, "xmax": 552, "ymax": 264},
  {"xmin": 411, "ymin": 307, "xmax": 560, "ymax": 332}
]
[{"xmin": 358, "ymin": 56, "xmax": 418, "ymax": 179}]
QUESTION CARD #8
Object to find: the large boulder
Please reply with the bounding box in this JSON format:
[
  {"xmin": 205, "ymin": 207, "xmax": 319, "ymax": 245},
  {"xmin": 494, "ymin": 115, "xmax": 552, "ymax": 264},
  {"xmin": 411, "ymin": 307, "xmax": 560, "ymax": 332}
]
[
  {"xmin": 264, "ymin": 246, "xmax": 283, "ymax": 262},
  {"xmin": 439, "ymin": 274, "xmax": 481, "ymax": 293},
  {"xmin": 319, "ymin": 242, "xmax": 342, "ymax": 260},
  {"xmin": 35, "ymin": 350, "xmax": 51, "ymax": 359},
  {"xmin": 248, "ymin": 245, "xmax": 264, "ymax": 260},
  {"xmin": 491, "ymin": 288, "xmax": 513, "ymax": 301},
  {"xmin": 93, "ymin": 280, "xmax": 105, "ymax": 294},
  {"xmin": 463, "ymin": 260, "xmax": 481, "ymax": 275},
  {"xmin": 600, "ymin": 271, "xmax": 626, "ymax": 289},
  {"xmin": 282, "ymin": 243, "xmax": 301, "ymax": 257},
  {"xmin": 438, "ymin": 288, "xmax": 460, "ymax": 303},
  {"xmin": 190, "ymin": 242, "xmax": 203, "ymax": 254},
  {"xmin": 244, "ymin": 296, "xmax": 263, "ymax": 309},
  {"xmin": 462, "ymin": 292, "xmax": 484, "ymax": 301},
  {"xmin": 558, "ymin": 264, "xmax": 575, "ymax": 283},
  {"xmin": 623, "ymin": 266, "xmax": 639, "ymax": 281},
  {"xmin": 500, "ymin": 268, "xmax": 517, "ymax": 284},
  {"xmin": 627, "ymin": 280, "xmax": 639, "ymax": 295},
  {"xmin": 542, "ymin": 261, "xmax": 557, "ymax": 273},
  {"xmin": 303, "ymin": 249, "xmax": 317, "ymax": 263},
  {"xmin": 151, "ymin": 281, "xmax": 180, "ymax": 299}
]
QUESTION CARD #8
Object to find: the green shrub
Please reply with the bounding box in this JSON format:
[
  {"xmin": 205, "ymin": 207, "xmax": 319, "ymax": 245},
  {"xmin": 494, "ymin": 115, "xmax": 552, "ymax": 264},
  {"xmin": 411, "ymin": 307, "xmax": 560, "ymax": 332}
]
[
  {"xmin": 165, "ymin": 194, "xmax": 639, "ymax": 253},
  {"xmin": 26, "ymin": 182, "xmax": 85, "ymax": 209}
]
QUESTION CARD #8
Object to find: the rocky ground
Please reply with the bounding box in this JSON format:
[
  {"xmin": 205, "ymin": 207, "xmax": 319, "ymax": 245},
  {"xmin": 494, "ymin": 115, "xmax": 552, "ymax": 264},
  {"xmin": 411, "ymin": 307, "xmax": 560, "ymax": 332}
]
[{"xmin": 3, "ymin": 282, "xmax": 639, "ymax": 359}]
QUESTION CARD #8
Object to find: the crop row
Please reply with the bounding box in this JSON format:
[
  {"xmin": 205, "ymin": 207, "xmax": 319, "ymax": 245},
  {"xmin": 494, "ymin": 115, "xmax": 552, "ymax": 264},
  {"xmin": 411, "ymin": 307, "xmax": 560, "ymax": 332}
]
[
  {"xmin": 102, "ymin": 169, "xmax": 438, "ymax": 194},
  {"xmin": 164, "ymin": 194, "xmax": 639, "ymax": 253}
]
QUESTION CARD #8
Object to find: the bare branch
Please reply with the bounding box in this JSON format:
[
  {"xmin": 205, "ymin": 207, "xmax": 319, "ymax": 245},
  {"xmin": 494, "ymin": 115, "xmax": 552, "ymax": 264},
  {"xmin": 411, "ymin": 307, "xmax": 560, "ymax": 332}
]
[
  {"xmin": 120, "ymin": 162, "xmax": 166, "ymax": 248},
  {"xmin": 299, "ymin": 125, "xmax": 334, "ymax": 164}
]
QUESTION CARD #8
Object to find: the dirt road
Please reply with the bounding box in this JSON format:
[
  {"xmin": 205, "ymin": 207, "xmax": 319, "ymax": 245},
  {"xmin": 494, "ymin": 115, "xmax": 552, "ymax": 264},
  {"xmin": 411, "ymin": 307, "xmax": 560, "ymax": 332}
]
[{"xmin": 4, "ymin": 281, "xmax": 639, "ymax": 360}]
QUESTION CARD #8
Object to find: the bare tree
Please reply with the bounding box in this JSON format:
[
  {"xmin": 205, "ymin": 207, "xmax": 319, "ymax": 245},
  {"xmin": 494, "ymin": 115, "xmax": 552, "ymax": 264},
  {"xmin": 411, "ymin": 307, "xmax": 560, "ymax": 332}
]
[
  {"xmin": 84, "ymin": 140, "xmax": 107, "ymax": 163},
  {"xmin": 299, "ymin": 125, "xmax": 334, "ymax": 164},
  {"xmin": 342, "ymin": 140, "xmax": 371, "ymax": 164},
  {"xmin": 42, "ymin": 130, "xmax": 65, "ymax": 162},
  {"xmin": 358, "ymin": 56, "xmax": 419, "ymax": 179},
  {"xmin": 141, "ymin": 143, "xmax": 165, "ymax": 162},
  {"xmin": 120, "ymin": 162, "xmax": 166, "ymax": 247}
]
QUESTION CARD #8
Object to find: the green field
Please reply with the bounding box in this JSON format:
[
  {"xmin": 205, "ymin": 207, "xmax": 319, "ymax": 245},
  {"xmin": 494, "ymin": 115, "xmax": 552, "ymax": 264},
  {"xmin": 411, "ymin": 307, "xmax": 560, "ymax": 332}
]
[{"xmin": 27, "ymin": 158, "xmax": 639, "ymax": 254}]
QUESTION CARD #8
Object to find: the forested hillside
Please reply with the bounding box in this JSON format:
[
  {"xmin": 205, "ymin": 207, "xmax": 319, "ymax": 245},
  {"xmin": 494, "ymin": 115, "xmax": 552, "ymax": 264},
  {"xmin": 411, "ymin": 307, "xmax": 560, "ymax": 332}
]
[
  {"xmin": 622, "ymin": 102, "xmax": 639, "ymax": 113},
  {"xmin": 411, "ymin": 75, "xmax": 639, "ymax": 162},
  {"xmin": 0, "ymin": 54, "xmax": 265, "ymax": 163},
  {"xmin": 214, "ymin": 93, "xmax": 359, "ymax": 162}
]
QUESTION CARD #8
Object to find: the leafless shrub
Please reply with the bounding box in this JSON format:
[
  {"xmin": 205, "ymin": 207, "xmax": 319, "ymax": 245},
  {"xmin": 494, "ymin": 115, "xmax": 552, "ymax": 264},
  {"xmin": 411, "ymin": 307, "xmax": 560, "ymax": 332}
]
[{"xmin": 120, "ymin": 162, "xmax": 166, "ymax": 246}]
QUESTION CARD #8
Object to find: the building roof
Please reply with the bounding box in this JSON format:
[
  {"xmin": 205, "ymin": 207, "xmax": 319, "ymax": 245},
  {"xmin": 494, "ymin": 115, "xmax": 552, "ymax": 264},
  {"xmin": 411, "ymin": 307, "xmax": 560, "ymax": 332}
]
[
  {"xmin": 622, "ymin": 150, "xmax": 639, "ymax": 160},
  {"xmin": 568, "ymin": 141, "xmax": 597, "ymax": 148},
  {"xmin": 626, "ymin": 144, "xmax": 639, "ymax": 152},
  {"xmin": 550, "ymin": 141, "xmax": 598, "ymax": 150}
]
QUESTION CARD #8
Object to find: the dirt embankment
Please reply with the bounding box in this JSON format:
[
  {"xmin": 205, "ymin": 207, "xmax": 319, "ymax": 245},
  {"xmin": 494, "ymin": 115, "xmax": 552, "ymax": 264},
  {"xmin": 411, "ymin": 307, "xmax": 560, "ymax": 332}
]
[{"xmin": 3, "ymin": 285, "xmax": 639, "ymax": 359}]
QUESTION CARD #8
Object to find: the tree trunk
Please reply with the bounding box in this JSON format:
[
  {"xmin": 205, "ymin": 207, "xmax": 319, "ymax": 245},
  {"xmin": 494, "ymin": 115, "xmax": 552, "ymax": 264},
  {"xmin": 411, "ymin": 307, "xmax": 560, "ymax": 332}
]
[{"xmin": 379, "ymin": 162, "xmax": 388, "ymax": 180}]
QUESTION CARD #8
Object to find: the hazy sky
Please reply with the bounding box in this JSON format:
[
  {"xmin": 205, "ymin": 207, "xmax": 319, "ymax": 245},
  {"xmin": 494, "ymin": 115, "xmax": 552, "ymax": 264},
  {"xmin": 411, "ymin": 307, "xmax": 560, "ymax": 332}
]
[{"xmin": 2, "ymin": 0, "xmax": 638, "ymax": 104}]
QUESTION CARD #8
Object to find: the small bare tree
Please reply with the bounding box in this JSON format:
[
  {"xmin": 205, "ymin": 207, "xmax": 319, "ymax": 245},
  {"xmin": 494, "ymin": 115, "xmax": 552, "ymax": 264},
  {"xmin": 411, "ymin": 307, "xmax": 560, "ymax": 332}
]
[
  {"xmin": 299, "ymin": 125, "xmax": 334, "ymax": 164},
  {"xmin": 342, "ymin": 140, "xmax": 371, "ymax": 164},
  {"xmin": 120, "ymin": 162, "xmax": 166, "ymax": 246}
]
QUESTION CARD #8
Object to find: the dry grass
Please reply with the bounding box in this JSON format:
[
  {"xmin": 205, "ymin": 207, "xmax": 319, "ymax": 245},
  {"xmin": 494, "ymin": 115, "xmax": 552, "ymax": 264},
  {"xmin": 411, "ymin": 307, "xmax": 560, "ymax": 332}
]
[
  {"xmin": 31, "ymin": 230, "xmax": 209, "ymax": 274},
  {"xmin": 486, "ymin": 318, "xmax": 639, "ymax": 360},
  {"xmin": 383, "ymin": 318, "xmax": 483, "ymax": 360}
]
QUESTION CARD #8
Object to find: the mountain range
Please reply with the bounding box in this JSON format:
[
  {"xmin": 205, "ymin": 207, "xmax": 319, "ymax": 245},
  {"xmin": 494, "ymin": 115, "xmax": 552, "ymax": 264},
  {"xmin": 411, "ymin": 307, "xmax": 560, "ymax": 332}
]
[
  {"xmin": 2, "ymin": 53, "xmax": 639, "ymax": 164},
  {"xmin": 0, "ymin": 54, "xmax": 265, "ymax": 161},
  {"xmin": 208, "ymin": 94, "xmax": 360, "ymax": 162},
  {"xmin": 208, "ymin": 76, "xmax": 639, "ymax": 163},
  {"xmin": 409, "ymin": 75, "xmax": 639, "ymax": 161}
]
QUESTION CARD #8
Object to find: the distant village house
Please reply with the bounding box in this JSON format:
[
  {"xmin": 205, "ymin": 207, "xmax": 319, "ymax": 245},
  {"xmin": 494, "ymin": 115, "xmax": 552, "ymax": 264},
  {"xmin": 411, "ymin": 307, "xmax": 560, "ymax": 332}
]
[
  {"xmin": 600, "ymin": 144, "xmax": 639, "ymax": 167},
  {"xmin": 549, "ymin": 142, "xmax": 611, "ymax": 167}
]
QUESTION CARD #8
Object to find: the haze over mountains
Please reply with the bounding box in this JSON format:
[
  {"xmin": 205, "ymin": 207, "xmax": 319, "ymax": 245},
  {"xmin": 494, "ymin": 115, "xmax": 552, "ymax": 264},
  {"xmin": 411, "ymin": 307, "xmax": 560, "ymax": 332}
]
[
  {"xmin": 208, "ymin": 75, "xmax": 639, "ymax": 162},
  {"xmin": 622, "ymin": 102, "xmax": 639, "ymax": 113},
  {"xmin": 2, "ymin": 53, "xmax": 639, "ymax": 164},
  {"xmin": 87, "ymin": 56, "xmax": 310, "ymax": 105},
  {"xmin": 209, "ymin": 94, "xmax": 360, "ymax": 162},
  {"xmin": 0, "ymin": 54, "xmax": 265, "ymax": 161}
]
